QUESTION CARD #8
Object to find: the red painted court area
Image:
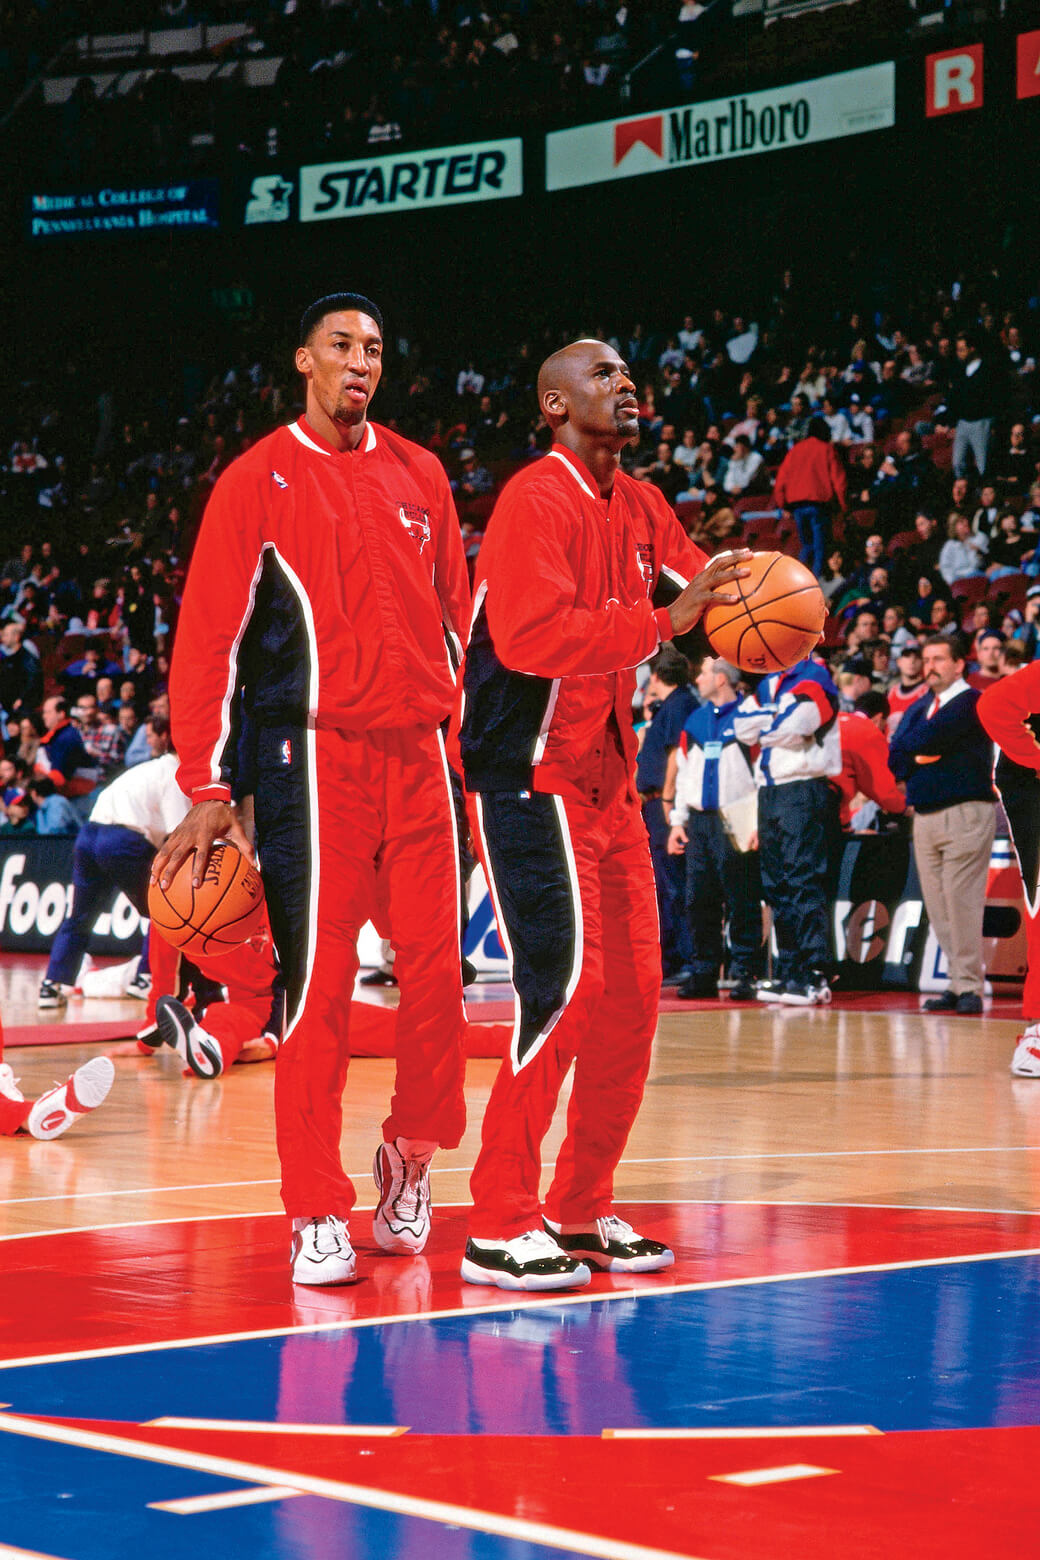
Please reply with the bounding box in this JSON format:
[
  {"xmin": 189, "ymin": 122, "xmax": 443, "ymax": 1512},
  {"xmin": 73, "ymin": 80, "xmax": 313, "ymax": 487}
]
[{"xmin": 2, "ymin": 1202, "xmax": 1039, "ymax": 1559}]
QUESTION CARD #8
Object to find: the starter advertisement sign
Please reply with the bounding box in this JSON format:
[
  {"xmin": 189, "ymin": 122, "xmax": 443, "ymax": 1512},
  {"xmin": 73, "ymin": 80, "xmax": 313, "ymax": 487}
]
[
  {"xmin": 300, "ymin": 138, "xmax": 522, "ymax": 222},
  {"xmin": 545, "ymin": 62, "xmax": 895, "ymax": 191}
]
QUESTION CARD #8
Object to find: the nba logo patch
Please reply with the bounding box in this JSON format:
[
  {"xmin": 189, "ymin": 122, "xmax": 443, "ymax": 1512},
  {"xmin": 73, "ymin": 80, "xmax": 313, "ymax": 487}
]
[
  {"xmin": 271, "ymin": 470, "xmax": 288, "ymax": 489},
  {"xmin": 281, "ymin": 739, "xmax": 292, "ymax": 766}
]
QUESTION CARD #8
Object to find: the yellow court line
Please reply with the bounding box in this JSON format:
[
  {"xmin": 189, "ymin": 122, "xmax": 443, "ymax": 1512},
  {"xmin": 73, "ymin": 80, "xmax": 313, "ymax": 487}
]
[{"xmin": 710, "ymin": 1463, "xmax": 837, "ymax": 1487}]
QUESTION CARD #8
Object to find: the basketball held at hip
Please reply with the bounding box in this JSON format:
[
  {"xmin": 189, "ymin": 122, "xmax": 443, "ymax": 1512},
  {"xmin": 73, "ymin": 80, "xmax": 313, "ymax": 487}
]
[{"xmin": 147, "ymin": 840, "xmax": 267, "ymax": 958}]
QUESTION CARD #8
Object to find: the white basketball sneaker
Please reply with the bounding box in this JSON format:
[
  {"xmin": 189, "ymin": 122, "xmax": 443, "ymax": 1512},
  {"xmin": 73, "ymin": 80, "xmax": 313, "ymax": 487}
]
[
  {"xmin": 372, "ymin": 1137, "xmax": 435, "ymax": 1254},
  {"xmin": 26, "ymin": 1056, "xmax": 115, "ymax": 1140},
  {"xmin": 290, "ymin": 1216, "xmax": 357, "ymax": 1286},
  {"xmin": 1011, "ymin": 1025, "xmax": 1040, "ymax": 1078}
]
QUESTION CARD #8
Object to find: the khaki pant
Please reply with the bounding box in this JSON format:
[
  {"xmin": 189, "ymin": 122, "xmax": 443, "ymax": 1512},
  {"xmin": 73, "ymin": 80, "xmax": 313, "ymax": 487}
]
[{"xmin": 912, "ymin": 800, "xmax": 996, "ymax": 996}]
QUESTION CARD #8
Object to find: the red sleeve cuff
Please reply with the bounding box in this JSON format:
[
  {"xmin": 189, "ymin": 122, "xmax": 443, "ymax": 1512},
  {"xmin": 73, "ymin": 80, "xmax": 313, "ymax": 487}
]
[
  {"xmin": 192, "ymin": 785, "xmax": 231, "ymax": 805},
  {"xmin": 654, "ymin": 606, "xmax": 675, "ymax": 643}
]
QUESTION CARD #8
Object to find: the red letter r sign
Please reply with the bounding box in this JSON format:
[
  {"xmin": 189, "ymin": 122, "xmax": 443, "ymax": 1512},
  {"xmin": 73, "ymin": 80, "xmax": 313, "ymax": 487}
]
[{"xmin": 926, "ymin": 45, "xmax": 983, "ymax": 117}]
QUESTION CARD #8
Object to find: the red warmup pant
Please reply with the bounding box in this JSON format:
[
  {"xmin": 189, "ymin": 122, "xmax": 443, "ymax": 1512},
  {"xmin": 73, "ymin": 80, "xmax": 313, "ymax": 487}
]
[
  {"xmin": 0, "ymin": 1021, "xmax": 30, "ymax": 1135},
  {"xmin": 274, "ymin": 725, "xmax": 466, "ymax": 1219},
  {"xmin": 145, "ymin": 928, "xmax": 279, "ymax": 1069},
  {"xmin": 470, "ymin": 761, "xmax": 661, "ymax": 1238}
]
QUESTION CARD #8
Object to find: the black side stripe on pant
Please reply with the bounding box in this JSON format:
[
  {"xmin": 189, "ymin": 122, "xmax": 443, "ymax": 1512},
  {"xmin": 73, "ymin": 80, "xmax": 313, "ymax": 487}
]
[{"xmin": 474, "ymin": 790, "xmax": 584, "ymax": 1074}]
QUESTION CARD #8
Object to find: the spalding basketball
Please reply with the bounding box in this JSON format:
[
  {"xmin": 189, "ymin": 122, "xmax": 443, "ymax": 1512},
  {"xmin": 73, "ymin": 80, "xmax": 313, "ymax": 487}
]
[
  {"xmin": 702, "ymin": 550, "xmax": 826, "ymax": 674},
  {"xmin": 148, "ymin": 840, "xmax": 266, "ymax": 958}
]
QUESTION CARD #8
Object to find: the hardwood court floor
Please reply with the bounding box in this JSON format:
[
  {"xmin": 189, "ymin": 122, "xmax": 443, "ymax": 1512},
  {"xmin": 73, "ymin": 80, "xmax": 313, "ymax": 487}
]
[{"xmin": 2, "ymin": 962, "xmax": 1039, "ymax": 1559}]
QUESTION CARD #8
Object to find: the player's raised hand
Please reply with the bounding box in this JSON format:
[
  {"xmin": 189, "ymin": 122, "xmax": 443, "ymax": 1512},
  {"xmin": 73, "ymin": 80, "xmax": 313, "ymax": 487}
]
[{"xmin": 668, "ymin": 549, "xmax": 752, "ymax": 637}]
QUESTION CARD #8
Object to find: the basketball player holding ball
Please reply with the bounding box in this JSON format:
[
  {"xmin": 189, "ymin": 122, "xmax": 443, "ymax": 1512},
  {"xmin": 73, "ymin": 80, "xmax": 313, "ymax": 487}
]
[
  {"xmin": 153, "ymin": 293, "xmax": 472, "ymax": 1288},
  {"xmin": 456, "ymin": 339, "xmax": 750, "ymax": 1290}
]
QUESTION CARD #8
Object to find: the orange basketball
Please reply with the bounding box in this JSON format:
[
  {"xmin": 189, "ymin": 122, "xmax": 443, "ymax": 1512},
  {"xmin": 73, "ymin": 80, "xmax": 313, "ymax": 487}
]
[
  {"xmin": 147, "ymin": 840, "xmax": 266, "ymax": 958},
  {"xmin": 702, "ymin": 550, "xmax": 826, "ymax": 674}
]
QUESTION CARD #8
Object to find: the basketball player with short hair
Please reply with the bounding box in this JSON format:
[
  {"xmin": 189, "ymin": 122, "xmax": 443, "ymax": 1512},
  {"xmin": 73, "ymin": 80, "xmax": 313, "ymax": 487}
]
[
  {"xmin": 153, "ymin": 293, "xmax": 471, "ymax": 1287},
  {"xmin": 457, "ymin": 338, "xmax": 749, "ymax": 1290}
]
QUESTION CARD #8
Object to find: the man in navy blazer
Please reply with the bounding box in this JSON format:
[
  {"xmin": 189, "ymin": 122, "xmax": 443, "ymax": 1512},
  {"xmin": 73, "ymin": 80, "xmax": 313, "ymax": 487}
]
[{"xmin": 889, "ymin": 633, "xmax": 996, "ymax": 1014}]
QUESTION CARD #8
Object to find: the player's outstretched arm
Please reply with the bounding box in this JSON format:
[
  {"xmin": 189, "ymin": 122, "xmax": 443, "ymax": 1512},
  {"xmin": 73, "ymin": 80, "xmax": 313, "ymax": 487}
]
[
  {"xmin": 667, "ymin": 550, "xmax": 752, "ymax": 637},
  {"xmin": 151, "ymin": 800, "xmax": 251, "ymax": 890}
]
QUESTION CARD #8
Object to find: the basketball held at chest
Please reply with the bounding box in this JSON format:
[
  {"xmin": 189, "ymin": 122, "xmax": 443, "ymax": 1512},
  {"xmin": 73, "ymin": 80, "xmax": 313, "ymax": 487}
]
[
  {"xmin": 148, "ymin": 841, "xmax": 266, "ymax": 957},
  {"xmin": 702, "ymin": 551, "xmax": 826, "ymax": 674}
]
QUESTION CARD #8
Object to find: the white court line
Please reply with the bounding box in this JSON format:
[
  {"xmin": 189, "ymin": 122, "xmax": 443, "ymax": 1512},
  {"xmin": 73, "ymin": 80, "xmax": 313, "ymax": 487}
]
[
  {"xmin": 0, "ymin": 1412, "xmax": 702, "ymax": 1560},
  {"xmin": 710, "ymin": 1463, "xmax": 836, "ymax": 1487},
  {"xmin": 150, "ymin": 1486, "xmax": 304, "ymax": 1515},
  {"xmin": 3, "ymin": 1243, "xmax": 1039, "ymax": 1372},
  {"xmin": 5, "ymin": 1144, "xmax": 1040, "ymax": 1210},
  {"xmin": 0, "ymin": 1547, "xmax": 73, "ymax": 1560},
  {"xmin": 147, "ymin": 1418, "xmax": 406, "ymax": 1436},
  {"xmin": 604, "ymin": 1426, "xmax": 880, "ymax": 1439}
]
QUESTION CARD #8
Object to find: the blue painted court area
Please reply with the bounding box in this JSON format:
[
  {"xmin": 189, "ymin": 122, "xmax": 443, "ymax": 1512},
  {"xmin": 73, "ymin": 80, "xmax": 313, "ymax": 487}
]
[
  {"xmin": 3, "ymin": 1254, "xmax": 1039, "ymax": 1435},
  {"xmin": 0, "ymin": 1432, "xmax": 584, "ymax": 1560}
]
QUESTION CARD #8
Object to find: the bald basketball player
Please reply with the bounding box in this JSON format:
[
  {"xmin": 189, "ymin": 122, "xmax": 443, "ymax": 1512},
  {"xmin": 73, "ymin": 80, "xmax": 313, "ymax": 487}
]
[{"xmin": 456, "ymin": 339, "xmax": 750, "ymax": 1290}]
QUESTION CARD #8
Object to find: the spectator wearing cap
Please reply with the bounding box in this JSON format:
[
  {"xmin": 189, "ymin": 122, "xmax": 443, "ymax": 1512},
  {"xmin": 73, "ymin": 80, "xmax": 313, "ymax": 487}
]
[
  {"xmin": 0, "ymin": 791, "xmax": 34, "ymax": 836},
  {"xmin": 835, "ymin": 690, "xmax": 906, "ymax": 829},
  {"xmin": 886, "ymin": 641, "xmax": 929, "ymax": 735},
  {"xmin": 666, "ymin": 655, "xmax": 762, "ymax": 1001},
  {"xmin": 889, "ymin": 633, "xmax": 996, "ymax": 1015},
  {"xmin": 453, "ymin": 448, "xmax": 493, "ymax": 499},
  {"xmin": 846, "ymin": 394, "xmax": 874, "ymax": 444},
  {"xmin": 838, "ymin": 656, "xmax": 873, "ymax": 711},
  {"xmin": 967, "ymin": 630, "xmax": 1005, "ymax": 692},
  {"xmin": 772, "ymin": 416, "xmax": 847, "ymax": 578}
]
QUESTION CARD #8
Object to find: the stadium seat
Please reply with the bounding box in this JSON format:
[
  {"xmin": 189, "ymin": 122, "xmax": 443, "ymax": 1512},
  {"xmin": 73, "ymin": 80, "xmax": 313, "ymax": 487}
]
[
  {"xmin": 886, "ymin": 530, "xmax": 918, "ymax": 556},
  {"xmin": 950, "ymin": 576, "xmax": 988, "ymax": 607},
  {"xmin": 987, "ymin": 573, "xmax": 1029, "ymax": 612}
]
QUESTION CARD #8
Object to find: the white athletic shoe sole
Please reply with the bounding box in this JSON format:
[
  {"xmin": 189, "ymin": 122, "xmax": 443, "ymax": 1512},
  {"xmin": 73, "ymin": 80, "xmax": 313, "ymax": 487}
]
[{"xmin": 27, "ymin": 1056, "xmax": 115, "ymax": 1140}]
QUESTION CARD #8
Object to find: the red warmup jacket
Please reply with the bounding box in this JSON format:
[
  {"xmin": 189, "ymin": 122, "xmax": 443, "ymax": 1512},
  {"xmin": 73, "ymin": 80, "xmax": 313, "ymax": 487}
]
[
  {"xmin": 977, "ymin": 660, "xmax": 1040, "ymax": 770},
  {"xmin": 457, "ymin": 445, "xmax": 708, "ymax": 805},
  {"xmin": 772, "ymin": 437, "xmax": 848, "ymax": 510},
  {"xmin": 170, "ymin": 417, "xmax": 471, "ymax": 804},
  {"xmin": 835, "ymin": 710, "xmax": 907, "ymax": 826}
]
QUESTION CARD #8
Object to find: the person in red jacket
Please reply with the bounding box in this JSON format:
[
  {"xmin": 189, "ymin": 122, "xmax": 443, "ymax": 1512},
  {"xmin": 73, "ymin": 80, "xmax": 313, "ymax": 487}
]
[
  {"xmin": 977, "ymin": 661, "xmax": 1040, "ymax": 1076},
  {"xmin": 153, "ymin": 293, "xmax": 471, "ymax": 1288},
  {"xmin": 773, "ymin": 417, "xmax": 848, "ymax": 578},
  {"xmin": 456, "ymin": 338, "xmax": 750, "ymax": 1290},
  {"xmin": 835, "ymin": 690, "xmax": 907, "ymax": 828},
  {"xmin": 137, "ymin": 920, "xmax": 283, "ymax": 1079}
]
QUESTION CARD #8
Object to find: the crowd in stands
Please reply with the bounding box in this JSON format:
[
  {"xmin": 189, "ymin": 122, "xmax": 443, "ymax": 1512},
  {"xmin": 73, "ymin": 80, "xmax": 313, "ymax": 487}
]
[
  {"xmin": 9, "ymin": 0, "xmax": 728, "ymax": 180},
  {"xmin": 1, "ymin": 264, "xmax": 1037, "ymax": 961}
]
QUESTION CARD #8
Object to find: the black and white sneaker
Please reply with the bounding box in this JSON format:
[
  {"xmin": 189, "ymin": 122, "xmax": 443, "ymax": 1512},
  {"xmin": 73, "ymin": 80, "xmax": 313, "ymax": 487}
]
[
  {"xmin": 776, "ymin": 978, "xmax": 832, "ymax": 1007},
  {"xmin": 291, "ymin": 1215, "xmax": 357, "ymax": 1285},
  {"xmin": 544, "ymin": 1215, "xmax": 675, "ymax": 1273},
  {"xmin": 156, "ymin": 995, "xmax": 224, "ymax": 1078},
  {"xmin": 461, "ymin": 1229, "xmax": 592, "ymax": 1291},
  {"xmin": 38, "ymin": 978, "xmax": 67, "ymax": 1009},
  {"xmin": 126, "ymin": 969, "xmax": 152, "ymax": 999},
  {"xmin": 754, "ymin": 979, "xmax": 786, "ymax": 1003}
]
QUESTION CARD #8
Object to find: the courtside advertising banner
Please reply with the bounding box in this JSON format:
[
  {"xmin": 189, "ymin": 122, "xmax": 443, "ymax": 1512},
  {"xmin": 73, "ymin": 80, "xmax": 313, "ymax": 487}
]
[
  {"xmin": 0, "ymin": 841, "xmax": 144, "ymax": 954},
  {"xmin": 545, "ymin": 62, "xmax": 895, "ymax": 191},
  {"xmin": 299, "ymin": 137, "xmax": 523, "ymax": 221}
]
